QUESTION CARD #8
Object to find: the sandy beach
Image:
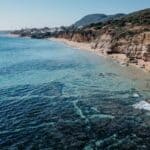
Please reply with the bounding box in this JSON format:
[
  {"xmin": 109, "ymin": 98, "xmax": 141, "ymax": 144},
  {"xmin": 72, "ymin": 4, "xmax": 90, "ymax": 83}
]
[
  {"xmin": 50, "ymin": 38, "xmax": 150, "ymax": 72},
  {"xmin": 50, "ymin": 38, "xmax": 97, "ymax": 53}
]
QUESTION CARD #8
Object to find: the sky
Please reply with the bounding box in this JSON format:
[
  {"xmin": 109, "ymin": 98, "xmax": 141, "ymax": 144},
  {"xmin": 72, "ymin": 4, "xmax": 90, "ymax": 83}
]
[{"xmin": 0, "ymin": 0, "xmax": 150, "ymax": 30}]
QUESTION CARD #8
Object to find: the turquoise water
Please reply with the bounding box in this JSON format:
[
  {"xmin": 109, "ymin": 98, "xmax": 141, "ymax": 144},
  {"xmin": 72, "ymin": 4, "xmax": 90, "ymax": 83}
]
[{"xmin": 0, "ymin": 32, "xmax": 150, "ymax": 149}]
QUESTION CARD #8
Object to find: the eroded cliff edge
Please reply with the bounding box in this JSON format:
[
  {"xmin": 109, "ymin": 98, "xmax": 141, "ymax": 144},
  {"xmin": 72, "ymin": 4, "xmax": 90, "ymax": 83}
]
[
  {"xmin": 54, "ymin": 9, "xmax": 150, "ymax": 71},
  {"xmin": 12, "ymin": 9, "xmax": 150, "ymax": 71}
]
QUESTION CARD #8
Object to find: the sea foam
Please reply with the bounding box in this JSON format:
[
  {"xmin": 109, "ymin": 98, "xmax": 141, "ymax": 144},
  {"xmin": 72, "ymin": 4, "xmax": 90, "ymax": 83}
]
[{"xmin": 133, "ymin": 100, "xmax": 150, "ymax": 111}]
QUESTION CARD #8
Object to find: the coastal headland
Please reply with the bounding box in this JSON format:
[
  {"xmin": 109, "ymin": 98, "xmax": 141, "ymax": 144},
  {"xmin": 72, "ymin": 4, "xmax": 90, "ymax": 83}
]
[{"xmin": 11, "ymin": 8, "xmax": 150, "ymax": 72}]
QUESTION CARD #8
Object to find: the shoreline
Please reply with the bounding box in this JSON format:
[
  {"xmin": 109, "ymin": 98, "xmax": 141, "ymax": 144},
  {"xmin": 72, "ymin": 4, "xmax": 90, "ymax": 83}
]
[
  {"xmin": 50, "ymin": 38, "xmax": 150, "ymax": 72},
  {"xmin": 8, "ymin": 34, "xmax": 150, "ymax": 72},
  {"xmin": 6, "ymin": 33, "xmax": 20, "ymax": 38}
]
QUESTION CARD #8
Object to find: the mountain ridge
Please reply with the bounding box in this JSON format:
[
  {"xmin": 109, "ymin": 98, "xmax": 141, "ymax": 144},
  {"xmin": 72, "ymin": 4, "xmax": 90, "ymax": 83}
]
[{"xmin": 73, "ymin": 13, "xmax": 126, "ymax": 28}]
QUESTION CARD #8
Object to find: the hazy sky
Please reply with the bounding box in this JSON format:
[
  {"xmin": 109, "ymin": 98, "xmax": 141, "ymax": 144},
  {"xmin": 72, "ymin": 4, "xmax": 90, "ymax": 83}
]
[{"xmin": 0, "ymin": 0, "xmax": 150, "ymax": 30}]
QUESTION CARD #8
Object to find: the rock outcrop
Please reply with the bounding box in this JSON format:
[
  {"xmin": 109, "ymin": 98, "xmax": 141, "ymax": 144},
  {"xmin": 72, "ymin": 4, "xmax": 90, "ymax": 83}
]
[{"xmin": 55, "ymin": 9, "xmax": 150, "ymax": 70}]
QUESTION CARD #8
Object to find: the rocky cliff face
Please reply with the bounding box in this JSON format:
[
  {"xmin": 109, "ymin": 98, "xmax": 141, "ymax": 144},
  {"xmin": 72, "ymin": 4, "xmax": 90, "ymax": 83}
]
[
  {"xmin": 93, "ymin": 30, "xmax": 150, "ymax": 61},
  {"xmin": 126, "ymin": 32, "xmax": 150, "ymax": 62},
  {"xmin": 56, "ymin": 26, "xmax": 150, "ymax": 64},
  {"xmin": 12, "ymin": 9, "xmax": 150, "ymax": 70},
  {"xmin": 55, "ymin": 9, "xmax": 150, "ymax": 69}
]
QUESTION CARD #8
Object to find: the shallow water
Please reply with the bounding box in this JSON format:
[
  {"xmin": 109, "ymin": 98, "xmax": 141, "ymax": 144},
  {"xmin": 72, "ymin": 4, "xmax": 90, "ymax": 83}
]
[{"xmin": 0, "ymin": 32, "xmax": 150, "ymax": 149}]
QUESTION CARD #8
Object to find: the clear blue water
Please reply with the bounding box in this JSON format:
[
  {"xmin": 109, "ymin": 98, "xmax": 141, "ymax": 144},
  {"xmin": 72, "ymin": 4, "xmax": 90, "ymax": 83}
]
[{"xmin": 0, "ymin": 32, "xmax": 150, "ymax": 149}]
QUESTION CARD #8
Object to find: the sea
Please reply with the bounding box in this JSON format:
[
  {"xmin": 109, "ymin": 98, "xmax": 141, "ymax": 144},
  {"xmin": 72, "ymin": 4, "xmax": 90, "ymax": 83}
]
[{"xmin": 0, "ymin": 32, "xmax": 150, "ymax": 149}]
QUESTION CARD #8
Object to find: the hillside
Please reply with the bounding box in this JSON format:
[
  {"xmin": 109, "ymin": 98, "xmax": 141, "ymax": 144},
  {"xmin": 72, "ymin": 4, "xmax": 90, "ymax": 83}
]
[
  {"xmin": 56, "ymin": 8, "xmax": 150, "ymax": 71},
  {"xmin": 73, "ymin": 13, "xmax": 125, "ymax": 28}
]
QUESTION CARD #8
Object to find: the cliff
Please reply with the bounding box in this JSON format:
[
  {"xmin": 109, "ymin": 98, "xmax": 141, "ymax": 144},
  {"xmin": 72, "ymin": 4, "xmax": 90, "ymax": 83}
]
[
  {"xmin": 11, "ymin": 8, "xmax": 150, "ymax": 71},
  {"xmin": 55, "ymin": 9, "xmax": 150, "ymax": 70}
]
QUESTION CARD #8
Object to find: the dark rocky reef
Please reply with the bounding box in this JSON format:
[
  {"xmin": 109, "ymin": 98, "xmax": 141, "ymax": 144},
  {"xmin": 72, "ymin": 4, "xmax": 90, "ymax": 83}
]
[{"xmin": 0, "ymin": 82, "xmax": 150, "ymax": 149}]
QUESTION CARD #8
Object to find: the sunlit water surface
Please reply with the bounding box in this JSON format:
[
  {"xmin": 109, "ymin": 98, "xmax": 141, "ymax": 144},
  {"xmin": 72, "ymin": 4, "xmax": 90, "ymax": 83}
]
[{"xmin": 0, "ymin": 32, "xmax": 150, "ymax": 149}]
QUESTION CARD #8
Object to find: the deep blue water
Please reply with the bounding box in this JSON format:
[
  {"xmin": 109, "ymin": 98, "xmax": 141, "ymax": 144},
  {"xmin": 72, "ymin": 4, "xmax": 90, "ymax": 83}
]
[{"xmin": 0, "ymin": 32, "xmax": 150, "ymax": 149}]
